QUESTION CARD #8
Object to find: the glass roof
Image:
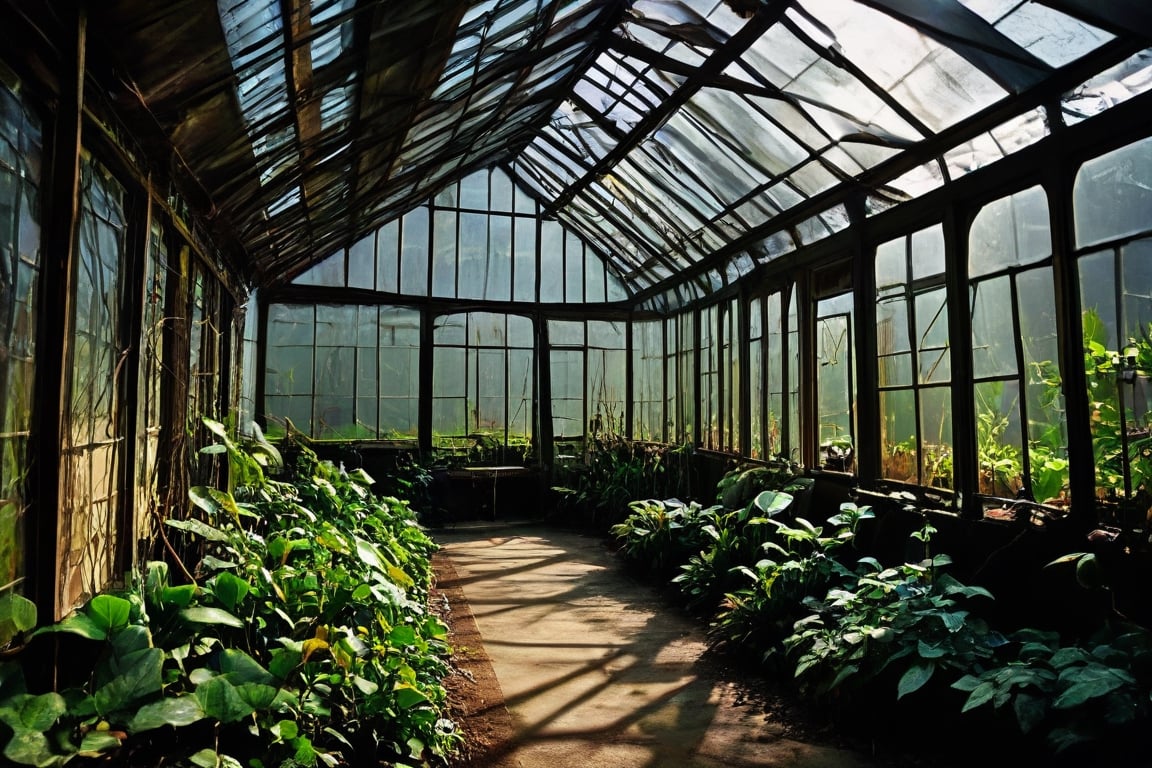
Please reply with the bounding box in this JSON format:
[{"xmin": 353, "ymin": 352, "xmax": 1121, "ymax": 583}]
[{"xmin": 94, "ymin": 0, "xmax": 1152, "ymax": 308}]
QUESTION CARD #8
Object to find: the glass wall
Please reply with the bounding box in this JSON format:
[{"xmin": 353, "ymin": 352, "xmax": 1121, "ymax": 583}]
[
  {"xmin": 0, "ymin": 78, "xmax": 40, "ymax": 595},
  {"xmin": 549, "ymin": 319, "xmax": 625, "ymax": 445},
  {"xmin": 294, "ymin": 167, "xmax": 628, "ymax": 304},
  {"xmin": 265, "ymin": 304, "xmax": 421, "ymax": 440}
]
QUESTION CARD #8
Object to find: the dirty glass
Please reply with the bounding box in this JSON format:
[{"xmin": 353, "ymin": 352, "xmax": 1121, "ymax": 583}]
[
  {"xmin": 700, "ymin": 304, "xmax": 720, "ymax": 450},
  {"xmin": 60, "ymin": 155, "xmax": 128, "ymax": 612},
  {"xmin": 0, "ymin": 78, "xmax": 39, "ymax": 596},
  {"xmin": 135, "ymin": 220, "xmax": 168, "ymax": 541}
]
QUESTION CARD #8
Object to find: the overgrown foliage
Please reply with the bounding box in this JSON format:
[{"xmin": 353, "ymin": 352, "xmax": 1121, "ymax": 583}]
[
  {"xmin": 0, "ymin": 419, "xmax": 459, "ymax": 768},
  {"xmin": 612, "ymin": 476, "xmax": 1152, "ymax": 758}
]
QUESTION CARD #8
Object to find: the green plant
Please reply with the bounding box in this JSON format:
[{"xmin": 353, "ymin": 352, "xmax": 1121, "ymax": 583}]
[
  {"xmin": 952, "ymin": 624, "xmax": 1152, "ymax": 753},
  {"xmin": 671, "ymin": 490, "xmax": 796, "ymax": 613},
  {"xmin": 784, "ymin": 523, "xmax": 1007, "ymax": 701},
  {"xmin": 0, "ymin": 418, "xmax": 460, "ymax": 767},
  {"xmin": 709, "ymin": 503, "xmax": 872, "ymax": 669},
  {"xmin": 609, "ymin": 498, "xmax": 717, "ymax": 582}
]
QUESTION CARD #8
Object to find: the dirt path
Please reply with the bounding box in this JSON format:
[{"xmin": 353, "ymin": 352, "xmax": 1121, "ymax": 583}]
[{"xmin": 431, "ymin": 524, "xmax": 897, "ymax": 768}]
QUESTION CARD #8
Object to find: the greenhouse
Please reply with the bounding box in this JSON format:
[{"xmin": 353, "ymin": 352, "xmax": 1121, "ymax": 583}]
[{"xmin": 0, "ymin": 0, "xmax": 1151, "ymax": 765}]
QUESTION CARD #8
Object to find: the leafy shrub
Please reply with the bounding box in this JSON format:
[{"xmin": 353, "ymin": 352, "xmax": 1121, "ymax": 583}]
[
  {"xmin": 785, "ymin": 537, "xmax": 1007, "ymax": 702},
  {"xmin": 709, "ymin": 503, "xmax": 870, "ymax": 668},
  {"xmin": 0, "ymin": 419, "xmax": 460, "ymax": 768}
]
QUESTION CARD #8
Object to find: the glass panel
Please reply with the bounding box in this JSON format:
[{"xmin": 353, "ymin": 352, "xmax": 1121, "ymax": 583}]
[
  {"xmin": 880, "ymin": 388, "xmax": 917, "ymax": 483},
  {"xmin": 487, "ymin": 215, "xmax": 512, "ymax": 301},
  {"xmin": 347, "ymin": 233, "xmax": 374, "ymax": 290},
  {"xmin": 432, "ymin": 210, "xmax": 457, "ymax": 297},
  {"xmin": 969, "ymin": 185, "xmax": 1051, "ymax": 278},
  {"xmin": 920, "ymin": 385, "xmax": 953, "ymax": 490},
  {"xmin": 376, "ymin": 219, "xmax": 399, "ymax": 294},
  {"xmin": 971, "ymin": 276, "xmax": 1016, "ymax": 379},
  {"xmin": 400, "ymin": 206, "xmax": 429, "ymax": 296},
  {"xmin": 551, "ymin": 349, "xmax": 583, "ymax": 439},
  {"xmin": 514, "ymin": 217, "xmax": 537, "ymax": 302},
  {"xmin": 974, "ymin": 379, "xmax": 1024, "ymax": 497},
  {"xmin": 1074, "ymin": 136, "xmax": 1152, "ymax": 249}
]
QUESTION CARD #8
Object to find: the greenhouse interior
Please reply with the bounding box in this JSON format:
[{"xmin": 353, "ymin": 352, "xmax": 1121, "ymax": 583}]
[{"xmin": 1, "ymin": 0, "xmax": 1151, "ymax": 765}]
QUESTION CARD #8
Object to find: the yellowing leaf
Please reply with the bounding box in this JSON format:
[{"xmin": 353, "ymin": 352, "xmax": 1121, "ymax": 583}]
[{"xmin": 301, "ymin": 638, "xmax": 329, "ymax": 664}]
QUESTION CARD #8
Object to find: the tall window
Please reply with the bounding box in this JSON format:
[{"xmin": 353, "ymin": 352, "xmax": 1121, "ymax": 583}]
[
  {"xmin": 672, "ymin": 310, "xmax": 695, "ymax": 444},
  {"xmin": 876, "ymin": 224, "xmax": 952, "ymax": 489},
  {"xmin": 433, "ymin": 312, "xmax": 533, "ymax": 448},
  {"xmin": 969, "ymin": 185, "xmax": 1066, "ymax": 502},
  {"xmin": 135, "ymin": 220, "xmax": 169, "ymax": 539},
  {"xmin": 0, "ymin": 80, "xmax": 40, "ymax": 595},
  {"xmin": 633, "ymin": 318, "xmax": 664, "ymax": 442},
  {"xmin": 60, "ymin": 155, "xmax": 129, "ymax": 611},
  {"xmin": 187, "ymin": 262, "xmax": 224, "ymax": 484},
  {"xmin": 765, "ymin": 287, "xmax": 798, "ymax": 460},
  {"xmin": 587, "ymin": 320, "xmax": 626, "ymax": 434},
  {"xmin": 815, "ymin": 288, "xmax": 856, "ymax": 472},
  {"xmin": 721, "ymin": 297, "xmax": 741, "ymax": 453},
  {"xmin": 700, "ymin": 304, "xmax": 720, "ymax": 449},
  {"xmin": 749, "ymin": 296, "xmax": 764, "ymax": 458},
  {"xmin": 1073, "ymin": 136, "xmax": 1152, "ymax": 516}
]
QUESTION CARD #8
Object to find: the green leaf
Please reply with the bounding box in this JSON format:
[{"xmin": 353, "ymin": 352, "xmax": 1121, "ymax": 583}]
[
  {"xmin": 189, "ymin": 748, "xmax": 220, "ymax": 768},
  {"xmin": 267, "ymin": 537, "xmax": 293, "ymax": 563},
  {"xmin": 274, "ymin": 720, "xmax": 299, "ymax": 740},
  {"xmin": 188, "ymin": 487, "xmax": 243, "ymax": 524},
  {"xmin": 30, "ymin": 611, "xmax": 103, "ymax": 640},
  {"xmin": 78, "ymin": 730, "xmax": 122, "ymax": 755},
  {"xmin": 0, "ymin": 594, "xmax": 37, "ymax": 645},
  {"xmin": 180, "ymin": 607, "xmax": 245, "ymax": 628},
  {"xmin": 160, "ymin": 585, "xmax": 198, "ymax": 609},
  {"xmin": 129, "ymin": 695, "xmax": 207, "ymax": 732},
  {"xmin": 2, "ymin": 692, "xmax": 66, "ymax": 731},
  {"xmin": 94, "ymin": 648, "xmax": 163, "ymax": 716},
  {"xmin": 1053, "ymin": 676, "xmax": 1127, "ymax": 709},
  {"xmin": 3, "ymin": 729, "xmax": 56, "ymax": 767},
  {"xmin": 897, "ymin": 661, "xmax": 935, "ymax": 699},
  {"xmin": 195, "ymin": 676, "xmax": 255, "ymax": 723},
  {"xmin": 234, "ymin": 683, "xmax": 278, "ymax": 711},
  {"xmin": 393, "ymin": 683, "xmax": 429, "ymax": 710},
  {"xmin": 210, "ymin": 573, "xmax": 250, "ymax": 613},
  {"xmin": 352, "ymin": 676, "xmax": 379, "ymax": 696},
  {"xmin": 110, "ymin": 625, "xmax": 152, "ymax": 658},
  {"xmin": 201, "ymin": 556, "xmax": 238, "ymax": 571},
  {"xmin": 165, "ymin": 518, "xmax": 229, "ymax": 543},
  {"xmin": 269, "ymin": 647, "xmax": 302, "ymax": 680},
  {"xmin": 86, "ymin": 595, "xmax": 131, "ymax": 634},
  {"xmin": 751, "ymin": 490, "xmax": 794, "ymax": 518},
  {"xmin": 389, "ymin": 625, "xmax": 417, "ymax": 647},
  {"xmin": 217, "ymin": 649, "xmax": 275, "ymax": 686}
]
